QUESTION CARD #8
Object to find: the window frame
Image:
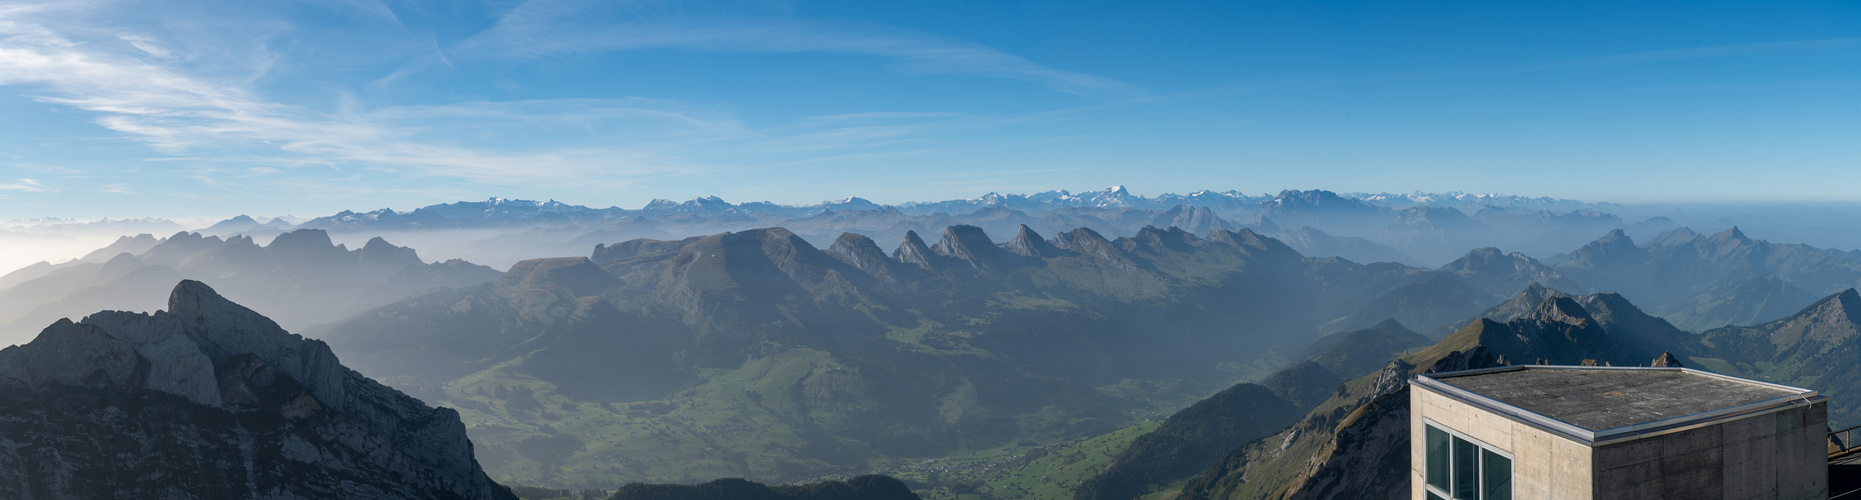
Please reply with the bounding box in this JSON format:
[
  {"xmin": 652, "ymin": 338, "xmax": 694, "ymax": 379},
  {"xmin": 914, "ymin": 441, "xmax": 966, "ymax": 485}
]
[{"xmin": 1422, "ymin": 418, "xmax": 1514, "ymax": 500}]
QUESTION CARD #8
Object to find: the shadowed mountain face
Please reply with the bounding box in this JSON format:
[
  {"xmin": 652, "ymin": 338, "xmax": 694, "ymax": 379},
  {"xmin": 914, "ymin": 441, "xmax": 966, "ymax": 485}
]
[
  {"xmin": 1681, "ymin": 288, "xmax": 1861, "ymax": 424},
  {"xmin": 0, "ymin": 229, "xmax": 502, "ymax": 346},
  {"xmin": 1556, "ymin": 227, "xmax": 1861, "ymax": 330},
  {"xmin": 1177, "ymin": 287, "xmax": 1861, "ymax": 500},
  {"xmin": 1295, "ymin": 319, "xmax": 1433, "ymax": 378},
  {"xmin": 0, "ymin": 281, "xmax": 514, "ymax": 500},
  {"xmin": 315, "ymin": 224, "xmax": 1375, "ymax": 485},
  {"xmin": 1074, "ymin": 383, "xmax": 1306, "ymax": 500},
  {"xmin": 1312, "ymin": 246, "xmax": 1586, "ymax": 336}
]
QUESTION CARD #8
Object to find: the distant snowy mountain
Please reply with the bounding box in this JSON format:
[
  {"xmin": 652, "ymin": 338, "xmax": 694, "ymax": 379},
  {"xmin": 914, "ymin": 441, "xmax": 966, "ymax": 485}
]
[
  {"xmin": 17, "ymin": 189, "xmax": 1630, "ymax": 276},
  {"xmin": 271, "ymin": 189, "xmax": 1616, "ymax": 233}
]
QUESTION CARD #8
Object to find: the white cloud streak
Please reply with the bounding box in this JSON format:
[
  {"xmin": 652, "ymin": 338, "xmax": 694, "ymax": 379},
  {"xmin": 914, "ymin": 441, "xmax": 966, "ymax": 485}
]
[
  {"xmin": 459, "ymin": 0, "xmax": 1138, "ymax": 98},
  {"xmin": 0, "ymin": 179, "xmax": 52, "ymax": 192}
]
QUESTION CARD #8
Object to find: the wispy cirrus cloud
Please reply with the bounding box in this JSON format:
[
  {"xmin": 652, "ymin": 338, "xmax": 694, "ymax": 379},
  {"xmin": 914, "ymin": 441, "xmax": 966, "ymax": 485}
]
[
  {"xmin": 0, "ymin": 0, "xmax": 768, "ymax": 186},
  {"xmin": 0, "ymin": 179, "xmax": 53, "ymax": 192},
  {"xmin": 0, "ymin": 0, "xmax": 1059, "ymax": 192},
  {"xmin": 458, "ymin": 0, "xmax": 1139, "ymax": 98}
]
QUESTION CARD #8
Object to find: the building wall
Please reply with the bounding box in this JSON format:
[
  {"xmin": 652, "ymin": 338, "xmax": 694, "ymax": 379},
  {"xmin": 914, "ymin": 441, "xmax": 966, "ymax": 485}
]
[
  {"xmin": 1591, "ymin": 401, "xmax": 1826, "ymax": 500},
  {"xmin": 1413, "ymin": 385, "xmax": 1827, "ymax": 500},
  {"xmin": 1411, "ymin": 387, "xmax": 1594, "ymax": 499}
]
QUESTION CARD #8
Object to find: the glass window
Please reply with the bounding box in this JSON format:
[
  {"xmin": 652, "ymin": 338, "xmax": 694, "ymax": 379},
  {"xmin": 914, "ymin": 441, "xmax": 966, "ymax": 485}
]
[
  {"xmin": 1423, "ymin": 422, "xmax": 1512, "ymax": 500},
  {"xmin": 1483, "ymin": 449, "xmax": 1512, "ymax": 500},
  {"xmin": 1453, "ymin": 436, "xmax": 1480, "ymax": 499},
  {"xmin": 1427, "ymin": 425, "xmax": 1450, "ymax": 490}
]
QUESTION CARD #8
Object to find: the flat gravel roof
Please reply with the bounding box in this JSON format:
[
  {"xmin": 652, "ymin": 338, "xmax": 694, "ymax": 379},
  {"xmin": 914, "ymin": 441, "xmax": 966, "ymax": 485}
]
[{"xmin": 1431, "ymin": 367, "xmax": 1807, "ymax": 431}]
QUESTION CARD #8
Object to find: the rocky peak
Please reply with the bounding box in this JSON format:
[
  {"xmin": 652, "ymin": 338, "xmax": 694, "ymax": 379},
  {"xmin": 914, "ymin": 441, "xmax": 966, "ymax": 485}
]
[
  {"xmin": 1524, "ymin": 297, "xmax": 1596, "ymax": 328},
  {"xmin": 1369, "ymin": 358, "xmax": 1419, "ymax": 396},
  {"xmin": 501, "ymin": 257, "xmax": 620, "ymax": 298},
  {"xmin": 1789, "ymin": 288, "xmax": 1861, "ymax": 330},
  {"xmin": 142, "ymin": 231, "xmax": 225, "ymax": 266},
  {"xmin": 1422, "ymin": 344, "xmax": 1502, "ymax": 375},
  {"xmin": 1651, "ymin": 351, "xmax": 1684, "ymax": 367},
  {"xmin": 1050, "ymin": 227, "xmax": 1137, "ymax": 271},
  {"xmin": 1564, "ymin": 228, "xmax": 1648, "ymax": 269},
  {"xmin": 358, "ymin": 236, "xmax": 421, "ymax": 265},
  {"xmin": 164, "ymin": 280, "xmax": 349, "ymax": 407},
  {"xmin": 1570, "ymin": 292, "xmax": 1654, "ymax": 325},
  {"xmin": 827, "ymin": 232, "xmax": 900, "ymax": 280},
  {"xmin": 1208, "ymin": 228, "xmax": 1297, "ymax": 258},
  {"xmin": 1001, "ymin": 225, "xmax": 1058, "ymax": 258},
  {"xmin": 893, "ymin": 230, "xmax": 939, "ymax": 271},
  {"xmin": 1125, "ymin": 225, "xmax": 1199, "ymax": 254},
  {"xmin": 1710, "ymin": 226, "xmax": 1750, "ymax": 243},
  {"xmin": 79, "ymin": 233, "xmax": 161, "ymax": 262},
  {"xmin": 265, "ymin": 228, "xmax": 337, "ymax": 259},
  {"xmin": 1153, "ymin": 205, "xmax": 1235, "ymax": 234},
  {"xmin": 1267, "ymin": 189, "xmax": 1366, "ymax": 211},
  {"xmin": 1443, "ymin": 247, "xmax": 1545, "ymax": 278},
  {"xmin": 1650, "ymin": 227, "xmax": 1701, "ymax": 247},
  {"xmin": 930, "ymin": 225, "xmax": 1005, "ymax": 271},
  {"xmin": 0, "ymin": 280, "xmax": 516, "ymax": 499},
  {"xmin": 1597, "ymin": 228, "xmax": 1630, "ymax": 244},
  {"xmin": 1516, "ymin": 283, "xmax": 1563, "ymax": 303}
]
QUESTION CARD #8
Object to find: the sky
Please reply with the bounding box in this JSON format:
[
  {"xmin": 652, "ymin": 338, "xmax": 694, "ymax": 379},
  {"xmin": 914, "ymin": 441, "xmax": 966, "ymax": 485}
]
[{"xmin": 0, "ymin": 0, "xmax": 1857, "ymax": 220}]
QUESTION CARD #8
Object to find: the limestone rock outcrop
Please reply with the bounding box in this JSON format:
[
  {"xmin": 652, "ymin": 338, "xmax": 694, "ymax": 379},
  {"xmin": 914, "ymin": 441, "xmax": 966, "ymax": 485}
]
[{"xmin": 0, "ymin": 280, "xmax": 516, "ymax": 500}]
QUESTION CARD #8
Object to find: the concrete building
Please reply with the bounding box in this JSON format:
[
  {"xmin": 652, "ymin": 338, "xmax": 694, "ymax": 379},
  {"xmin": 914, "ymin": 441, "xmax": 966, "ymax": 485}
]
[{"xmin": 1410, "ymin": 365, "xmax": 1827, "ymax": 499}]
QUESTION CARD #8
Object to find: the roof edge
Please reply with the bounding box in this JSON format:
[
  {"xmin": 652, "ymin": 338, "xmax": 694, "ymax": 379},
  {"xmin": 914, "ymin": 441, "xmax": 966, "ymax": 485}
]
[{"xmin": 1412, "ymin": 365, "xmax": 1821, "ymax": 447}]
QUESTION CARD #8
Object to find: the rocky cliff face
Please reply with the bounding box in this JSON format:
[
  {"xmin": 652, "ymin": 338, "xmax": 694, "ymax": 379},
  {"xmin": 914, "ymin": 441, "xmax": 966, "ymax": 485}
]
[{"xmin": 0, "ymin": 280, "xmax": 515, "ymax": 500}]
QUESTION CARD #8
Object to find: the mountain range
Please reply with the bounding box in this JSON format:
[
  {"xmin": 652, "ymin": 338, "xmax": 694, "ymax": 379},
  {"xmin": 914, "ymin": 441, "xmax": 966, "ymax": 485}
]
[
  {"xmin": 15, "ymin": 196, "xmax": 1861, "ymax": 498},
  {"xmin": 0, "ymin": 229, "xmax": 501, "ymax": 346},
  {"xmin": 290, "ymin": 218, "xmax": 1858, "ymax": 490},
  {"xmin": 312, "ymin": 224, "xmax": 1343, "ymax": 486},
  {"xmin": 135, "ymin": 188, "xmax": 1661, "ymax": 274}
]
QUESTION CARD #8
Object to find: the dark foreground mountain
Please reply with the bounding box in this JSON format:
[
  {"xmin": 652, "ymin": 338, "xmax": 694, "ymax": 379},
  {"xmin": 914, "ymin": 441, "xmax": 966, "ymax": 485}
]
[
  {"xmin": 1176, "ymin": 288, "xmax": 1687, "ymax": 500},
  {"xmin": 609, "ymin": 475, "xmax": 919, "ymax": 500},
  {"xmin": 1172, "ymin": 286, "xmax": 1861, "ymax": 500},
  {"xmin": 0, "ymin": 280, "xmax": 514, "ymax": 499},
  {"xmin": 0, "ymin": 229, "xmax": 502, "ymax": 346},
  {"xmin": 1073, "ymin": 383, "xmax": 1305, "ymax": 500}
]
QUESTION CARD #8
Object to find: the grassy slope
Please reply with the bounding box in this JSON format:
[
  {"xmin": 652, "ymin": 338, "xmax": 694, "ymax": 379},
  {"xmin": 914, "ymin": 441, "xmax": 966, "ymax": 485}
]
[
  {"xmin": 912, "ymin": 420, "xmax": 1162, "ymax": 500},
  {"xmin": 397, "ymin": 231, "xmax": 1314, "ymax": 489},
  {"xmin": 445, "ymin": 335, "xmax": 1241, "ymax": 489}
]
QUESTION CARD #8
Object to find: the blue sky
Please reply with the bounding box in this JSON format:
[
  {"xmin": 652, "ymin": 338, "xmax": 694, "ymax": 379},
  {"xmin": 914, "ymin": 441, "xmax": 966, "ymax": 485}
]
[{"xmin": 0, "ymin": 0, "xmax": 1856, "ymax": 219}]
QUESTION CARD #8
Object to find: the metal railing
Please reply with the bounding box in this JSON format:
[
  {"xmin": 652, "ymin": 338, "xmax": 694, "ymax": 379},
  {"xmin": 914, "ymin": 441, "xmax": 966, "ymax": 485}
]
[{"xmin": 1834, "ymin": 424, "xmax": 1861, "ymax": 459}]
